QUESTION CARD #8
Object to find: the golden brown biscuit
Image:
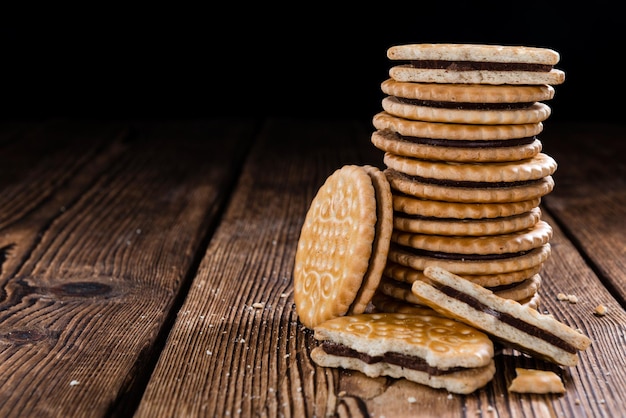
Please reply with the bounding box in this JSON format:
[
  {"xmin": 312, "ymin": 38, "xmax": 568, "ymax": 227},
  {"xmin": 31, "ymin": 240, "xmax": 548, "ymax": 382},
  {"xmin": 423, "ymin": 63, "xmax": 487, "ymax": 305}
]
[
  {"xmin": 393, "ymin": 207, "xmax": 541, "ymax": 236},
  {"xmin": 311, "ymin": 312, "xmax": 496, "ymax": 394},
  {"xmin": 413, "ymin": 266, "xmax": 592, "ymax": 366},
  {"xmin": 371, "ymin": 129, "xmax": 543, "ymax": 163},
  {"xmin": 380, "ymin": 79, "xmax": 555, "ymax": 103},
  {"xmin": 293, "ymin": 165, "xmax": 392, "ymax": 329}
]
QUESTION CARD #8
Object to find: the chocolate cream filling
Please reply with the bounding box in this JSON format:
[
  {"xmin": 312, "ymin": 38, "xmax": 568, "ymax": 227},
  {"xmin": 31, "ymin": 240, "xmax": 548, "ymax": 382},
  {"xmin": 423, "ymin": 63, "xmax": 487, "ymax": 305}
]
[
  {"xmin": 394, "ymin": 97, "xmax": 533, "ymax": 110},
  {"xmin": 409, "ymin": 60, "xmax": 552, "ymax": 72},
  {"xmin": 320, "ymin": 341, "xmax": 466, "ymax": 375},
  {"xmin": 395, "ymin": 134, "xmax": 537, "ymax": 149},
  {"xmin": 391, "ymin": 170, "xmax": 542, "ymax": 188},
  {"xmin": 434, "ymin": 283, "xmax": 577, "ymax": 354}
]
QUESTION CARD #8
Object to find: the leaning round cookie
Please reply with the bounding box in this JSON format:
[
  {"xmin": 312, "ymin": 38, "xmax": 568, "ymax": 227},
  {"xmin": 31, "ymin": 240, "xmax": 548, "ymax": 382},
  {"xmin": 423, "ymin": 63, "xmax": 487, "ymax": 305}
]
[
  {"xmin": 384, "ymin": 152, "xmax": 557, "ymax": 184},
  {"xmin": 382, "ymin": 97, "xmax": 551, "ymax": 125},
  {"xmin": 391, "ymin": 220, "xmax": 552, "ymax": 255},
  {"xmin": 348, "ymin": 165, "xmax": 393, "ymax": 315},
  {"xmin": 388, "ymin": 243, "xmax": 552, "ymax": 275},
  {"xmin": 394, "ymin": 207, "xmax": 541, "ymax": 236},
  {"xmin": 380, "ymin": 79, "xmax": 555, "ymax": 103},
  {"xmin": 385, "ymin": 168, "xmax": 555, "ymax": 203},
  {"xmin": 371, "ymin": 129, "xmax": 543, "ymax": 163},
  {"xmin": 293, "ymin": 165, "xmax": 378, "ymax": 329},
  {"xmin": 392, "ymin": 193, "xmax": 541, "ymax": 219},
  {"xmin": 373, "ymin": 112, "xmax": 543, "ymax": 141}
]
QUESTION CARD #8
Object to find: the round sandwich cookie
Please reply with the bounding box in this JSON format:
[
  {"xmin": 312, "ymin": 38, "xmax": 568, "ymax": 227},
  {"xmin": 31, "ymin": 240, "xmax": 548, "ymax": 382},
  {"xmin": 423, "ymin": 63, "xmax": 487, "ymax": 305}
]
[
  {"xmin": 311, "ymin": 312, "xmax": 496, "ymax": 394},
  {"xmin": 385, "ymin": 168, "xmax": 555, "ymax": 203},
  {"xmin": 413, "ymin": 266, "xmax": 592, "ymax": 367},
  {"xmin": 371, "ymin": 129, "xmax": 543, "ymax": 163},
  {"xmin": 382, "ymin": 96, "xmax": 551, "ymax": 125},
  {"xmin": 373, "ymin": 112, "xmax": 544, "ymax": 141},
  {"xmin": 392, "ymin": 193, "xmax": 542, "ymax": 219},
  {"xmin": 384, "ymin": 152, "xmax": 557, "ymax": 184},
  {"xmin": 293, "ymin": 165, "xmax": 393, "ymax": 329},
  {"xmin": 380, "ymin": 79, "xmax": 556, "ymax": 104},
  {"xmin": 387, "ymin": 242, "xmax": 552, "ymax": 275},
  {"xmin": 393, "ymin": 207, "xmax": 542, "ymax": 236},
  {"xmin": 384, "ymin": 261, "xmax": 542, "ymax": 289},
  {"xmin": 387, "ymin": 43, "xmax": 565, "ymax": 85},
  {"xmin": 391, "ymin": 220, "xmax": 553, "ymax": 256}
]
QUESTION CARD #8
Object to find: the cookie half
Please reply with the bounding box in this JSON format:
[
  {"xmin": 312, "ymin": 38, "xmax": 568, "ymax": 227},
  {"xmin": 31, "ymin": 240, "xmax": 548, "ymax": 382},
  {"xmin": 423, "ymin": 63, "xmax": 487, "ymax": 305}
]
[
  {"xmin": 293, "ymin": 165, "xmax": 392, "ymax": 329},
  {"xmin": 311, "ymin": 312, "xmax": 496, "ymax": 394},
  {"xmin": 412, "ymin": 266, "xmax": 592, "ymax": 366}
]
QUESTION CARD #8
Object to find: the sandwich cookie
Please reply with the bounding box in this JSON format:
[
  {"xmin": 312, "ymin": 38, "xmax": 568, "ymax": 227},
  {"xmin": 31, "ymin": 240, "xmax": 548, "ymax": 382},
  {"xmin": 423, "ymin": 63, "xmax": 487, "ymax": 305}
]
[
  {"xmin": 387, "ymin": 43, "xmax": 565, "ymax": 85},
  {"xmin": 311, "ymin": 312, "xmax": 496, "ymax": 394},
  {"xmin": 412, "ymin": 266, "xmax": 591, "ymax": 366},
  {"xmin": 382, "ymin": 97, "xmax": 551, "ymax": 125},
  {"xmin": 371, "ymin": 129, "xmax": 543, "ymax": 163},
  {"xmin": 293, "ymin": 165, "xmax": 393, "ymax": 329},
  {"xmin": 392, "ymin": 193, "xmax": 541, "ymax": 219},
  {"xmin": 393, "ymin": 206, "xmax": 542, "ymax": 236}
]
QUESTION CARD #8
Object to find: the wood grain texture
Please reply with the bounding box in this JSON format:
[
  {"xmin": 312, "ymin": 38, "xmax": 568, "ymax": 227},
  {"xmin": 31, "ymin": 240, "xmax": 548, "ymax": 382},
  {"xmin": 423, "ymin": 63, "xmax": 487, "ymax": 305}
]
[
  {"xmin": 541, "ymin": 123, "xmax": 626, "ymax": 306},
  {"xmin": 0, "ymin": 119, "xmax": 254, "ymax": 417}
]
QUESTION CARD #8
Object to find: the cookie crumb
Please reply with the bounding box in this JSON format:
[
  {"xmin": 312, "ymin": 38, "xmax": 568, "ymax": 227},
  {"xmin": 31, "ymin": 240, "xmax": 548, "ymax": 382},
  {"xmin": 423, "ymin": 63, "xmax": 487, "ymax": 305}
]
[
  {"xmin": 557, "ymin": 293, "xmax": 568, "ymax": 301},
  {"xmin": 568, "ymin": 294, "xmax": 579, "ymax": 304},
  {"xmin": 575, "ymin": 398, "xmax": 581, "ymax": 405},
  {"xmin": 407, "ymin": 396, "xmax": 417, "ymax": 403},
  {"xmin": 252, "ymin": 302, "xmax": 265, "ymax": 309},
  {"xmin": 594, "ymin": 304, "xmax": 608, "ymax": 316},
  {"xmin": 70, "ymin": 380, "xmax": 80, "ymax": 386},
  {"xmin": 338, "ymin": 390, "xmax": 346, "ymax": 397}
]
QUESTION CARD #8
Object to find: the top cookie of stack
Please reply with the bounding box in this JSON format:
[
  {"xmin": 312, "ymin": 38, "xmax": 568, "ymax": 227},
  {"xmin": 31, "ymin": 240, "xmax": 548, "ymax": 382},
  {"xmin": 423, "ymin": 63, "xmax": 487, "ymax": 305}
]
[{"xmin": 371, "ymin": 43, "xmax": 565, "ymax": 311}]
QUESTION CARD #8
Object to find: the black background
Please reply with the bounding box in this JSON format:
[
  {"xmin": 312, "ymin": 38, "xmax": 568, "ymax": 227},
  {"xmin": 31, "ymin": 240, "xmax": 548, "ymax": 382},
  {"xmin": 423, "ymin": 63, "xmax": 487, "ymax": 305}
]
[{"xmin": 2, "ymin": 6, "xmax": 623, "ymax": 124}]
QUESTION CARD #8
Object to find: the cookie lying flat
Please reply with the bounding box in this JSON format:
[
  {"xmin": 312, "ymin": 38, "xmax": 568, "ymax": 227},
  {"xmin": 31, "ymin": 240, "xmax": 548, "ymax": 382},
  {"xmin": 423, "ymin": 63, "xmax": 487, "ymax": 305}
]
[
  {"xmin": 371, "ymin": 129, "xmax": 543, "ymax": 163},
  {"xmin": 311, "ymin": 312, "xmax": 496, "ymax": 394},
  {"xmin": 385, "ymin": 168, "xmax": 554, "ymax": 203},
  {"xmin": 382, "ymin": 96, "xmax": 551, "ymax": 125},
  {"xmin": 392, "ymin": 193, "xmax": 541, "ymax": 219},
  {"xmin": 387, "ymin": 43, "xmax": 565, "ymax": 85},
  {"xmin": 380, "ymin": 79, "xmax": 556, "ymax": 103},
  {"xmin": 394, "ymin": 207, "xmax": 541, "ymax": 236},
  {"xmin": 388, "ymin": 242, "xmax": 551, "ymax": 275},
  {"xmin": 293, "ymin": 165, "xmax": 393, "ymax": 329},
  {"xmin": 391, "ymin": 220, "xmax": 552, "ymax": 255},
  {"xmin": 412, "ymin": 266, "xmax": 592, "ymax": 366},
  {"xmin": 373, "ymin": 112, "xmax": 543, "ymax": 141}
]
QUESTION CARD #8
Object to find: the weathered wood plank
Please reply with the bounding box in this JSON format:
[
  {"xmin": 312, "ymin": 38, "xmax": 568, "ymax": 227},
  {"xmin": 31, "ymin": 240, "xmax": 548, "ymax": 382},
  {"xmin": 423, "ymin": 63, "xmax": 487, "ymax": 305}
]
[
  {"xmin": 541, "ymin": 123, "xmax": 626, "ymax": 306},
  {"xmin": 0, "ymin": 119, "xmax": 254, "ymax": 417},
  {"xmin": 135, "ymin": 120, "xmax": 626, "ymax": 417}
]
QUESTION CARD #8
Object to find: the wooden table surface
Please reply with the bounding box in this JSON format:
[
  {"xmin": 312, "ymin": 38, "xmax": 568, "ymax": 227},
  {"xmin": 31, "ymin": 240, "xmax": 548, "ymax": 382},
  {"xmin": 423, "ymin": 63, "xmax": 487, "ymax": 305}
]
[{"xmin": 0, "ymin": 118, "xmax": 624, "ymax": 417}]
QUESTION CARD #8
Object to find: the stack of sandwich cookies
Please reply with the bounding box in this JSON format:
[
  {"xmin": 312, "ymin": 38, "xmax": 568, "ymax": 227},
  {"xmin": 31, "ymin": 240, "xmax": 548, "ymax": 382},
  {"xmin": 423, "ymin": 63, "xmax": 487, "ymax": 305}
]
[{"xmin": 371, "ymin": 43, "xmax": 565, "ymax": 314}]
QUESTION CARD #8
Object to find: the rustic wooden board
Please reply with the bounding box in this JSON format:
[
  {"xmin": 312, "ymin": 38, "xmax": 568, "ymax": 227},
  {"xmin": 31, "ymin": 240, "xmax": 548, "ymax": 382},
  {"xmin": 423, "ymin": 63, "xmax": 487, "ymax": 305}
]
[
  {"xmin": 0, "ymin": 119, "xmax": 254, "ymax": 417},
  {"xmin": 135, "ymin": 120, "xmax": 626, "ymax": 417},
  {"xmin": 541, "ymin": 123, "xmax": 626, "ymax": 306}
]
